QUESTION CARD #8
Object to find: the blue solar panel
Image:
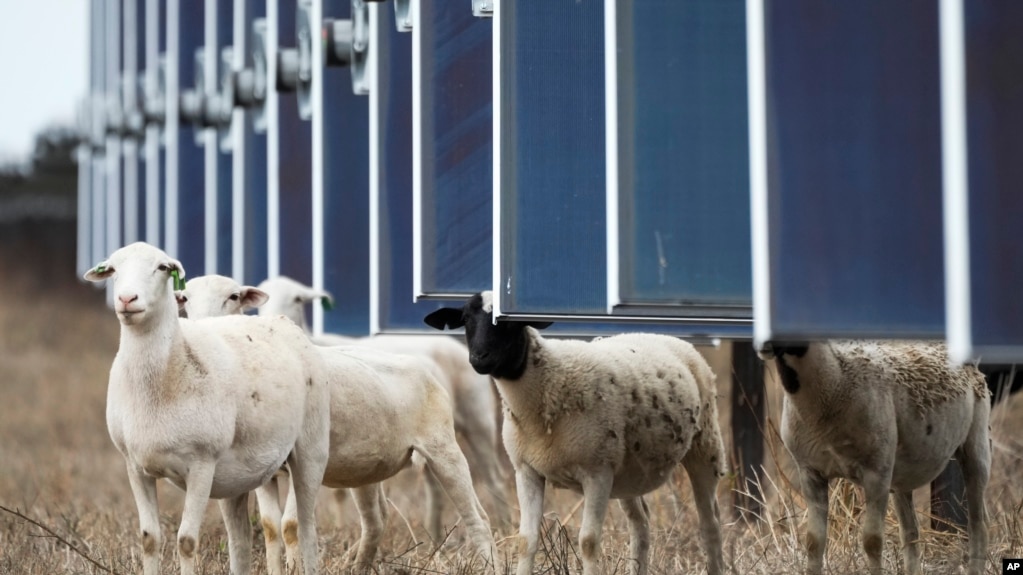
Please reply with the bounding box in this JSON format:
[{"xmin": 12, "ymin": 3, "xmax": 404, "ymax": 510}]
[
  {"xmin": 496, "ymin": 0, "xmax": 606, "ymax": 315},
  {"xmin": 175, "ymin": 5, "xmax": 206, "ymax": 271},
  {"xmin": 490, "ymin": 1, "xmax": 750, "ymax": 339},
  {"xmin": 415, "ymin": 1, "xmax": 492, "ymax": 298},
  {"xmin": 128, "ymin": 0, "xmax": 147, "ymax": 245},
  {"xmin": 959, "ymin": 2, "xmax": 1023, "ymax": 361},
  {"xmin": 106, "ymin": 0, "xmax": 124, "ymax": 258},
  {"xmin": 276, "ymin": 0, "xmax": 313, "ymax": 286},
  {"xmin": 374, "ymin": 6, "xmax": 459, "ymax": 332},
  {"xmin": 214, "ymin": 0, "xmax": 233, "ymax": 275},
  {"xmin": 613, "ymin": 0, "xmax": 751, "ymax": 317},
  {"xmin": 240, "ymin": 0, "xmax": 268, "ymax": 287},
  {"xmin": 144, "ymin": 0, "xmax": 166, "ymax": 250},
  {"xmin": 759, "ymin": 0, "xmax": 945, "ymax": 340},
  {"xmin": 321, "ymin": 0, "xmax": 370, "ymax": 335}
]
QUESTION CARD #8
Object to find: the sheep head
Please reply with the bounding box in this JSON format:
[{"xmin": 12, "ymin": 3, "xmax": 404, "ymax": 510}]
[
  {"xmin": 177, "ymin": 275, "xmax": 269, "ymax": 319},
  {"xmin": 424, "ymin": 291, "xmax": 551, "ymax": 380},
  {"xmin": 83, "ymin": 242, "xmax": 185, "ymax": 327},
  {"xmin": 256, "ymin": 276, "xmax": 333, "ymax": 331}
]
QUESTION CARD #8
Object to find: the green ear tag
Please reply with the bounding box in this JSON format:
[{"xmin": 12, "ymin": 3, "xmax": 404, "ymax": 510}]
[
  {"xmin": 171, "ymin": 269, "xmax": 186, "ymax": 291},
  {"xmin": 94, "ymin": 264, "xmax": 107, "ymax": 274},
  {"xmin": 321, "ymin": 298, "xmax": 334, "ymax": 312}
]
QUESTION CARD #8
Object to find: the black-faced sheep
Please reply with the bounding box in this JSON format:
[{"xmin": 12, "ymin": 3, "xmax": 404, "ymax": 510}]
[
  {"xmin": 425, "ymin": 291, "xmax": 725, "ymax": 575},
  {"xmin": 760, "ymin": 340, "xmax": 990, "ymax": 575}
]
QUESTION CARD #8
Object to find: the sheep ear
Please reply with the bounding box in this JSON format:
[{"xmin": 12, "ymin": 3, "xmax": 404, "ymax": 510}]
[
  {"xmin": 167, "ymin": 259, "xmax": 187, "ymax": 290},
  {"xmin": 240, "ymin": 287, "xmax": 269, "ymax": 310},
  {"xmin": 424, "ymin": 308, "xmax": 464, "ymax": 330},
  {"xmin": 299, "ymin": 287, "xmax": 333, "ymax": 307},
  {"xmin": 84, "ymin": 261, "xmax": 114, "ymax": 282},
  {"xmin": 174, "ymin": 291, "xmax": 188, "ymax": 311},
  {"xmin": 317, "ymin": 291, "xmax": 334, "ymax": 311}
]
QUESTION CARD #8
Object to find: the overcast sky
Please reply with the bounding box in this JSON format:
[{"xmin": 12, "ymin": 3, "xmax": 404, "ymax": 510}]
[{"xmin": 0, "ymin": 1, "xmax": 88, "ymax": 163}]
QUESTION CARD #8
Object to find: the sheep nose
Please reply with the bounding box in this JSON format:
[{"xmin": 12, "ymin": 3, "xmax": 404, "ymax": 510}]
[{"xmin": 118, "ymin": 294, "xmax": 139, "ymax": 305}]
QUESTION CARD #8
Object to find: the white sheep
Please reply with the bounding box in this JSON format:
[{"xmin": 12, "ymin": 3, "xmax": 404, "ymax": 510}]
[
  {"xmin": 175, "ymin": 274, "xmax": 269, "ymax": 318},
  {"xmin": 425, "ymin": 291, "xmax": 726, "ymax": 575},
  {"xmin": 82, "ymin": 242, "xmax": 330, "ymax": 575},
  {"xmin": 759, "ymin": 341, "xmax": 991, "ymax": 575},
  {"xmin": 254, "ymin": 275, "xmax": 511, "ymax": 538},
  {"xmin": 177, "ymin": 275, "xmax": 498, "ymax": 573}
]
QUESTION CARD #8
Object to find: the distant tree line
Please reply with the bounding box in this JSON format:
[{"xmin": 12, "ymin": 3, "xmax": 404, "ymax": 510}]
[{"xmin": 0, "ymin": 126, "xmax": 79, "ymax": 222}]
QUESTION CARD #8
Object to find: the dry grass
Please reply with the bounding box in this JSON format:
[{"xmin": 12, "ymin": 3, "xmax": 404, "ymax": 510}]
[{"xmin": 1, "ymin": 260, "xmax": 1021, "ymax": 574}]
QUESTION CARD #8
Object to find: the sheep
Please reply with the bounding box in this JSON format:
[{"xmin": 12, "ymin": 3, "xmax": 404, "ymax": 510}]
[
  {"xmin": 177, "ymin": 275, "xmax": 498, "ymax": 573},
  {"xmin": 759, "ymin": 340, "xmax": 991, "ymax": 575},
  {"xmin": 175, "ymin": 274, "xmax": 268, "ymax": 318},
  {"xmin": 424, "ymin": 291, "xmax": 726, "ymax": 575},
  {"xmin": 254, "ymin": 275, "xmax": 511, "ymax": 538},
  {"xmin": 82, "ymin": 242, "xmax": 330, "ymax": 575}
]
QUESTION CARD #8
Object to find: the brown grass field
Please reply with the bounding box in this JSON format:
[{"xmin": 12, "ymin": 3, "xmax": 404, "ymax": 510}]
[{"xmin": 1, "ymin": 229, "xmax": 1021, "ymax": 574}]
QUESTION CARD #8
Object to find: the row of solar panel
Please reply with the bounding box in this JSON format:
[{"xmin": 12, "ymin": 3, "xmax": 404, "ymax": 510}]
[{"xmin": 78, "ymin": 0, "xmax": 1023, "ymax": 362}]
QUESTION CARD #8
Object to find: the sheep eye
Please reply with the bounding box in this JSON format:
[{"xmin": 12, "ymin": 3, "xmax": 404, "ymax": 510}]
[
  {"xmin": 157, "ymin": 264, "xmax": 168, "ymax": 272},
  {"xmin": 229, "ymin": 294, "xmax": 240, "ymax": 301}
]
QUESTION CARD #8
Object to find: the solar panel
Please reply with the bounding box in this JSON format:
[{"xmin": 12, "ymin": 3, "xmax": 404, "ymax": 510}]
[
  {"xmin": 123, "ymin": 0, "xmax": 145, "ymax": 246},
  {"xmin": 106, "ymin": 0, "xmax": 123, "ymax": 262},
  {"xmin": 272, "ymin": 0, "xmax": 314, "ymax": 286},
  {"xmin": 143, "ymin": 0, "xmax": 165, "ymax": 250},
  {"xmin": 370, "ymin": 3, "xmax": 461, "ymax": 333},
  {"xmin": 492, "ymin": 1, "xmax": 750, "ymax": 338},
  {"xmin": 167, "ymin": 0, "xmax": 206, "ymax": 271},
  {"xmin": 238, "ymin": 0, "xmax": 269, "ymax": 287},
  {"xmin": 945, "ymin": 1, "xmax": 1023, "ymax": 363},
  {"xmin": 316, "ymin": 0, "xmax": 371, "ymax": 335},
  {"xmin": 609, "ymin": 0, "xmax": 751, "ymax": 320},
  {"xmin": 413, "ymin": 0, "xmax": 493, "ymax": 299},
  {"xmin": 751, "ymin": 0, "xmax": 946, "ymax": 347}
]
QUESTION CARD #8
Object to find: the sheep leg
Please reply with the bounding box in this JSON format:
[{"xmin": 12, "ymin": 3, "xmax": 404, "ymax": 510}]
[
  {"xmin": 892, "ymin": 491, "xmax": 921, "ymax": 575},
  {"xmin": 125, "ymin": 464, "xmax": 162, "ymax": 575},
  {"xmin": 176, "ymin": 461, "xmax": 217, "ymax": 575},
  {"xmin": 417, "ymin": 442, "xmax": 497, "ymax": 570},
  {"xmin": 350, "ymin": 484, "xmax": 386, "ymax": 571},
  {"xmin": 683, "ymin": 457, "xmax": 724, "ymax": 575},
  {"xmin": 799, "ymin": 468, "xmax": 829, "ymax": 575},
  {"xmin": 860, "ymin": 471, "xmax": 891, "ymax": 575},
  {"xmin": 619, "ymin": 497, "xmax": 651, "ymax": 575},
  {"xmin": 515, "ymin": 465, "xmax": 546, "ymax": 575},
  {"xmin": 218, "ymin": 492, "xmax": 253, "ymax": 575},
  {"xmin": 280, "ymin": 468, "xmax": 302, "ymax": 574},
  {"xmin": 578, "ymin": 468, "xmax": 614, "ymax": 575},
  {"xmin": 254, "ymin": 478, "xmax": 285, "ymax": 575},
  {"xmin": 287, "ymin": 447, "xmax": 325, "ymax": 575},
  {"xmin": 331, "ymin": 488, "xmax": 349, "ymax": 528},
  {"xmin": 423, "ymin": 466, "xmax": 447, "ymax": 543},
  {"xmin": 459, "ymin": 400, "xmax": 512, "ymax": 531},
  {"xmin": 959, "ymin": 405, "xmax": 991, "ymax": 575}
]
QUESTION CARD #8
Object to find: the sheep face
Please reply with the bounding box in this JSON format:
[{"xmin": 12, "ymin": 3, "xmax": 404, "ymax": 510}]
[
  {"xmin": 756, "ymin": 341, "xmax": 809, "ymax": 361},
  {"xmin": 177, "ymin": 275, "xmax": 268, "ymax": 319},
  {"xmin": 758, "ymin": 341, "xmax": 810, "ymax": 394},
  {"xmin": 423, "ymin": 291, "xmax": 550, "ymax": 380},
  {"xmin": 256, "ymin": 276, "xmax": 333, "ymax": 329},
  {"xmin": 83, "ymin": 242, "xmax": 184, "ymax": 327}
]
